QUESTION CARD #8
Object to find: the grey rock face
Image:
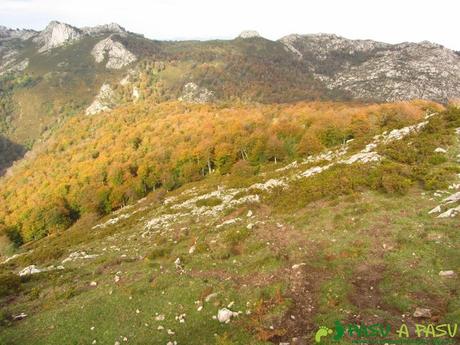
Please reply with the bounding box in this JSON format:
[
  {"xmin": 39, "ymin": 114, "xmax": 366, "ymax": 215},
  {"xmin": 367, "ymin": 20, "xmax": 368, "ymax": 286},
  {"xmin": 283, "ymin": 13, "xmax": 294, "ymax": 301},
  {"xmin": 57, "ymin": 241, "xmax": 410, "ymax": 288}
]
[
  {"xmin": 91, "ymin": 37, "xmax": 137, "ymax": 69},
  {"xmin": 279, "ymin": 34, "xmax": 460, "ymax": 102},
  {"xmin": 86, "ymin": 83, "xmax": 117, "ymax": 115},
  {"xmin": 34, "ymin": 21, "xmax": 83, "ymax": 53}
]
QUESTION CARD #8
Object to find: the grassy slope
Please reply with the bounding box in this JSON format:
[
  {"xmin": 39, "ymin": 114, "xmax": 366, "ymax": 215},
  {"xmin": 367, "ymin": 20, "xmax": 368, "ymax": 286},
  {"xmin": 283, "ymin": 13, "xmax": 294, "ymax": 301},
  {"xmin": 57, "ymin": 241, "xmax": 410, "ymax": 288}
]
[{"xmin": 0, "ymin": 110, "xmax": 459, "ymax": 344}]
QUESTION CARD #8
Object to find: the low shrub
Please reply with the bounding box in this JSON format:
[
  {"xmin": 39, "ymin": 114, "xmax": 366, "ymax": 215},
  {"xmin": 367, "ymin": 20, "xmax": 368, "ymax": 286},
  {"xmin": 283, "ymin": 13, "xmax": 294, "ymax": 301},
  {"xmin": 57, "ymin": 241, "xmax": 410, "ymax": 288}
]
[
  {"xmin": 0, "ymin": 272, "xmax": 21, "ymax": 297},
  {"xmin": 147, "ymin": 246, "xmax": 172, "ymax": 260},
  {"xmin": 196, "ymin": 197, "xmax": 222, "ymax": 208}
]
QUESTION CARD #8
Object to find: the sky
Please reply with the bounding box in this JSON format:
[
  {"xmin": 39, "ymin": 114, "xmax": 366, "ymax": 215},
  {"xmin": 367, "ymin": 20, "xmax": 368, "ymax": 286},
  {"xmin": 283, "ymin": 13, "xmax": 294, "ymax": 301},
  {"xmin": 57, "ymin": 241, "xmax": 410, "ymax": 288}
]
[{"xmin": 0, "ymin": 0, "xmax": 459, "ymax": 50}]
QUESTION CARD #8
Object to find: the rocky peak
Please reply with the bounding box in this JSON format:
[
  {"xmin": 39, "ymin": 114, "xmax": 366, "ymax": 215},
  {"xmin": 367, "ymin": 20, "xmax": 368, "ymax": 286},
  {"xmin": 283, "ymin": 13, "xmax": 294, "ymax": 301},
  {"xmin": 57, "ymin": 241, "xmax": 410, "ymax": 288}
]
[
  {"xmin": 91, "ymin": 36, "xmax": 137, "ymax": 69},
  {"xmin": 34, "ymin": 21, "xmax": 82, "ymax": 53},
  {"xmin": 82, "ymin": 23, "xmax": 126, "ymax": 36},
  {"xmin": 238, "ymin": 30, "xmax": 261, "ymax": 39}
]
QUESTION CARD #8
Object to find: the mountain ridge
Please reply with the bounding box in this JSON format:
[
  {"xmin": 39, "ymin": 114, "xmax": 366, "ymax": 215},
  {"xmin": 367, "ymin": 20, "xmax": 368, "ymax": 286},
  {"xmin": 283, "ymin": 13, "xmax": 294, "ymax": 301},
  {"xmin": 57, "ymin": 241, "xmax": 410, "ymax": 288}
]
[{"xmin": 1, "ymin": 20, "xmax": 460, "ymax": 174}]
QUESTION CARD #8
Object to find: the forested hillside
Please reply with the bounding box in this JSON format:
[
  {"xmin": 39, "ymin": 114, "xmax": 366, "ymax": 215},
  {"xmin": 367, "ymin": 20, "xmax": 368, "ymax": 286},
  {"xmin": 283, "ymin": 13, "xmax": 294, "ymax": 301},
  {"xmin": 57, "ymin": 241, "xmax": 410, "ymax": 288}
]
[{"xmin": 0, "ymin": 100, "xmax": 440, "ymax": 242}]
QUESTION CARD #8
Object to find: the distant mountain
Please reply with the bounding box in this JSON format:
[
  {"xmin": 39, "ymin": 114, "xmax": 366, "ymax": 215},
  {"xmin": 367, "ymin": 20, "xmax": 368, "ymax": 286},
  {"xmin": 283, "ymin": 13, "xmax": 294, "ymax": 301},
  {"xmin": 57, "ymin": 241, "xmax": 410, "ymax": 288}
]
[
  {"xmin": 1, "ymin": 21, "xmax": 460, "ymax": 173},
  {"xmin": 279, "ymin": 33, "xmax": 460, "ymax": 102}
]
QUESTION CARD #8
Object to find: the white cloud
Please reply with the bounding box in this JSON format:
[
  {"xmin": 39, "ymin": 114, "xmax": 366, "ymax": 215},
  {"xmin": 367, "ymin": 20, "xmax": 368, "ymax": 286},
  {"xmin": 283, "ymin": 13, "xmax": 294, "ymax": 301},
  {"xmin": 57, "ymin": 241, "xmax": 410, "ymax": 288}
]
[{"xmin": 0, "ymin": 0, "xmax": 459, "ymax": 50}]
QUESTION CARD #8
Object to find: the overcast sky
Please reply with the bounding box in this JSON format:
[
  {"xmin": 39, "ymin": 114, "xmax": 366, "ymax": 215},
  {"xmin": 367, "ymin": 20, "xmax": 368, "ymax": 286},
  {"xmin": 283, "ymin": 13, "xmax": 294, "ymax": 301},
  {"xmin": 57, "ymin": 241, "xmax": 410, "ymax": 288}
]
[{"xmin": 1, "ymin": 0, "xmax": 459, "ymax": 50}]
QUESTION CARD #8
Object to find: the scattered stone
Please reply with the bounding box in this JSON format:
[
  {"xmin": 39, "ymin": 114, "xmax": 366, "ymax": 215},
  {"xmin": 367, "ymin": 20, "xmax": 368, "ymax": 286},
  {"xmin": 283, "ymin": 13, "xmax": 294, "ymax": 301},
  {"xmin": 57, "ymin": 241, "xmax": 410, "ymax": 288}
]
[
  {"xmin": 13, "ymin": 313, "xmax": 27, "ymax": 320},
  {"xmin": 428, "ymin": 205, "xmax": 442, "ymax": 214},
  {"xmin": 413, "ymin": 308, "xmax": 432, "ymax": 318},
  {"xmin": 90, "ymin": 281, "xmax": 97, "ymax": 287},
  {"xmin": 155, "ymin": 314, "xmax": 165, "ymax": 321},
  {"xmin": 434, "ymin": 147, "xmax": 447, "ymax": 153},
  {"xmin": 217, "ymin": 308, "xmax": 238, "ymax": 323},
  {"xmin": 292, "ymin": 263, "xmax": 306, "ymax": 270},
  {"xmin": 205, "ymin": 292, "xmax": 218, "ymax": 302},
  {"xmin": 18, "ymin": 265, "xmax": 64, "ymax": 277},
  {"xmin": 175, "ymin": 313, "xmax": 186, "ymax": 323},
  {"xmin": 188, "ymin": 245, "xmax": 196, "ymax": 254},
  {"xmin": 62, "ymin": 251, "xmax": 99, "ymax": 264},
  {"xmin": 247, "ymin": 210, "xmax": 253, "ymax": 217},
  {"xmin": 439, "ymin": 270, "xmax": 455, "ymax": 278},
  {"xmin": 216, "ymin": 218, "xmax": 241, "ymax": 229}
]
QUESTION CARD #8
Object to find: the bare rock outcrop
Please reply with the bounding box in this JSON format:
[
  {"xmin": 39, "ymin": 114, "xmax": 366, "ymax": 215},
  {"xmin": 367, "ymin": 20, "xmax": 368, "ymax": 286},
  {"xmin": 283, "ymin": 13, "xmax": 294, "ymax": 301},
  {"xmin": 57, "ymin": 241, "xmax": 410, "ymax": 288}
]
[
  {"xmin": 238, "ymin": 30, "xmax": 261, "ymax": 39},
  {"xmin": 85, "ymin": 83, "xmax": 117, "ymax": 115},
  {"xmin": 82, "ymin": 23, "xmax": 126, "ymax": 36},
  {"xmin": 33, "ymin": 21, "xmax": 83, "ymax": 53},
  {"xmin": 91, "ymin": 37, "xmax": 137, "ymax": 69}
]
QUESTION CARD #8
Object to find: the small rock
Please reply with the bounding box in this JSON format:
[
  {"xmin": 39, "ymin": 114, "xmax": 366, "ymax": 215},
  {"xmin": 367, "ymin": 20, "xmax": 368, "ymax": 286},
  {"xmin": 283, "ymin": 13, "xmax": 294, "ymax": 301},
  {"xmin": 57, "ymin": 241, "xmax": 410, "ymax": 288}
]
[
  {"xmin": 205, "ymin": 292, "xmax": 218, "ymax": 302},
  {"xmin": 247, "ymin": 210, "xmax": 253, "ymax": 217},
  {"xmin": 188, "ymin": 245, "xmax": 196, "ymax": 254},
  {"xmin": 439, "ymin": 270, "xmax": 455, "ymax": 278},
  {"xmin": 174, "ymin": 258, "xmax": 182, "ymax": 269},
  {"xmin": 155, "ymin": 314, "xmax": 165, "ymax": 321},
  {"xmin": 413, "ymin": 307, "xmax": 432, "ymax": 318},
  {"xmin": 217, "ymin": 308, "xmax": 238, "ymax": 323},
  {"xmin": 90, "ymin": 281, "xmax": 97, "ymax": 287},
  {"xmin": 428, "ymin": 205, "xmax": 442, "ymax": 214},
  {"xmin": 434, "ymin": 147, "xmax": 447, "ymax": 153},
  {"xmin": 13, "ymin": 313, "xmax": 27, "ymax": 320}
]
